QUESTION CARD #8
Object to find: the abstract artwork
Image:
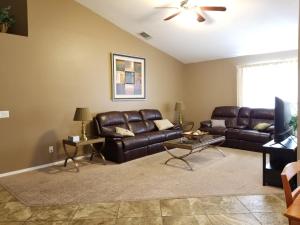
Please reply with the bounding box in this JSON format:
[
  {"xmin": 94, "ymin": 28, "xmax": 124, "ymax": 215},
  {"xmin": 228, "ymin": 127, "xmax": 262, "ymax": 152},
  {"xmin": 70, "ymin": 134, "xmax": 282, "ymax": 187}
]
[{"xmin": 112, "ymin": 53, "xmax": 146, "ymax": 100}]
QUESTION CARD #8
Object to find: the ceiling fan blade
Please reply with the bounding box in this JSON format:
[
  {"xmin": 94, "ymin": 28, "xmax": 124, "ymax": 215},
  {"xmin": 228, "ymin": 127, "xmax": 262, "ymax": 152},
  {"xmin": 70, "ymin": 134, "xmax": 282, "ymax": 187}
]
[
  {"xmin": 155, "ymin": 6, "xmax": 179, "ymax": 9},
  {"xmin": 164, "ymin": 11, "xmax": 181, "ymax": 21},
  {"xmin": 197, "ymin": 13, "xmax": 206, "ymax": 22},
  {"xmin": 180, "ymin": 0, "xmax": 189, "ymax": 7},
  {"xmin": 200, "ymin": 6, "xmax": 226, "ymax": 11}
]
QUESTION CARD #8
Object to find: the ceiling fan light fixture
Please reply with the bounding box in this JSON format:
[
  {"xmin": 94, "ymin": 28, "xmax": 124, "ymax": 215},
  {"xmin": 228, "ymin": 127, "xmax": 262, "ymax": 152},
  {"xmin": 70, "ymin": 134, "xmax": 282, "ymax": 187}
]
[{"xmin": 157, "ymin": 0, "xmax": 226, "ymax": 23}]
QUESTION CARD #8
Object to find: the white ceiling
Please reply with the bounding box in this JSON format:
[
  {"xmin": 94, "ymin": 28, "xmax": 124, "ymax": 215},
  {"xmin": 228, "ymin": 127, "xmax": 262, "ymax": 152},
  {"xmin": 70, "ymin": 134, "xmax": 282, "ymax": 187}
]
[{"xmin": 75, "ymin": 0, "xmax": 299, "ymax": 63}]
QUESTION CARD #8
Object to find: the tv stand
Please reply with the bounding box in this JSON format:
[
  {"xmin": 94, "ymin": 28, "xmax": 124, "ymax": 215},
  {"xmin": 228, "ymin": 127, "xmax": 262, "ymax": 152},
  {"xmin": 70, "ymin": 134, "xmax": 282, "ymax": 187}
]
[
  {"xmin": 270, "ymin": 136, "xmax": 296, "ymax": 148},
  {"xmin": 262, "ymin": 136, "xmax": 297, "ymax": 188}
]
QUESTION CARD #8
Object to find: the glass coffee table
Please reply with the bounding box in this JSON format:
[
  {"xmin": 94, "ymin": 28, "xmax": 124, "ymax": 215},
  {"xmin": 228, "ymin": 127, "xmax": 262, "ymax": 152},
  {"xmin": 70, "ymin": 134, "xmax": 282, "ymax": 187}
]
[{"xmin": 163, "ymin": 135, "xmax": 226, "ymax": 171}]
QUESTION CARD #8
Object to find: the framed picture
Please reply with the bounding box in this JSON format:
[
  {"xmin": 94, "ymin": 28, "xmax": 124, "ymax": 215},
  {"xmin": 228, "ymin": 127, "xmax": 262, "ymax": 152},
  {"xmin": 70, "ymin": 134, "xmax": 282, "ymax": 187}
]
[{"xmin": 112, "ymin": 53, "xmax": 146, "ymax": 100}]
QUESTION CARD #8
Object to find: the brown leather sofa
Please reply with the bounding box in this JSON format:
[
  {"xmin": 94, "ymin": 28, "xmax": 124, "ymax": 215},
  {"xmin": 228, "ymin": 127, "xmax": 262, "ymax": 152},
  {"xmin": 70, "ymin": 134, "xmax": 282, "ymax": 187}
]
[
  {"xmin": 200, "ymin": 106, "xmax": 274, "ymax": 151},
  {"xmin": 94, "ymin": 109, "xmax": 182, "ymax": 163}
]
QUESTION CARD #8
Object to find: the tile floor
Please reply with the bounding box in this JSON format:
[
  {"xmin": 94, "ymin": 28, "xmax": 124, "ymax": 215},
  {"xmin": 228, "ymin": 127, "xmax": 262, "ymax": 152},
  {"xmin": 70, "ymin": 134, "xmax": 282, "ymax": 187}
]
[{"xmin": 0, "ymin": 186, "xmax": 288, "ymax": 225}]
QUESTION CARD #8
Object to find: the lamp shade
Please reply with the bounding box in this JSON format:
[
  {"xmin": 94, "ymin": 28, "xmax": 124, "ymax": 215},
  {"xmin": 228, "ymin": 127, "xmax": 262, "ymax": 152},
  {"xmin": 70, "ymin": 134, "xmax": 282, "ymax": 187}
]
[
  {"xmin": 73, "ymin": 108, "xmax": 92, "ymax": 121},
  {"xmin": 175, "ymin": 102, "xmax": 185, "ymax": 112}
]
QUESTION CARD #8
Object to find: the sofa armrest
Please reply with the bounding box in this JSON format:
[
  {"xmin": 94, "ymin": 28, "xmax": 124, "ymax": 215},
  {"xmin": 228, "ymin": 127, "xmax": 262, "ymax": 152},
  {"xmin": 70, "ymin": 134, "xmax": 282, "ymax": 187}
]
[
  {"xmin": 200, "ymin": 120, "xmax": 211, "ymax": 128},
  {"xmin": 172, "ymin": 124, "xmax": 182, "ymax": 130},
  {"xmin": 265, "ymin": 125, "xmax": 275, "ymax": 133}
]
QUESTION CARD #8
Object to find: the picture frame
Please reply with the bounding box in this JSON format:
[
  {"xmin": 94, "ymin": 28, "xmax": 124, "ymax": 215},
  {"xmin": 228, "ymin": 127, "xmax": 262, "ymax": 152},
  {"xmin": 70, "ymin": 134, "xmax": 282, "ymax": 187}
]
[{"xmin": 111, "ymin": 53, "xmax": 146, "ymax": 100}]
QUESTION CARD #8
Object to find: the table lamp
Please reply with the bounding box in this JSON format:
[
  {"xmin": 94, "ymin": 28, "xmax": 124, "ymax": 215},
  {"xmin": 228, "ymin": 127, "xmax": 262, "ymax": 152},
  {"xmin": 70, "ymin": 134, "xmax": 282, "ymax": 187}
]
[
  {"xmin": 175, "ymin": 101, "xmax": 185, "ymax": 125},
  {"xmin": 73, "ymin": 107, "xmax": 92, "ymax": 141}
]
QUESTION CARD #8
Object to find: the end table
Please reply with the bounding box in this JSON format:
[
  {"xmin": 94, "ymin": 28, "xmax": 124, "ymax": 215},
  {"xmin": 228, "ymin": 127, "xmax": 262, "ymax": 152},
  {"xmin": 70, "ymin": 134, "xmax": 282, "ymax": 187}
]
[
  {"xmin": 262, "ymin": 136, "xmax": 297, "ymax": 188},
  {"xmin": 62, "ymin": 137, "xmax": 106, "ymax": 169}
]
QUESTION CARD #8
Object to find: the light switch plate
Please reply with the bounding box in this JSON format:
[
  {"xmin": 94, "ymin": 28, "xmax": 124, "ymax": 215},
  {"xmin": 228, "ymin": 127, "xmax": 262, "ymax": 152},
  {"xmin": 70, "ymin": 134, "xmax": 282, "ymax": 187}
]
[{"xmin": 0, "ymin": 111, "xmax": 10, "ymax": 118}]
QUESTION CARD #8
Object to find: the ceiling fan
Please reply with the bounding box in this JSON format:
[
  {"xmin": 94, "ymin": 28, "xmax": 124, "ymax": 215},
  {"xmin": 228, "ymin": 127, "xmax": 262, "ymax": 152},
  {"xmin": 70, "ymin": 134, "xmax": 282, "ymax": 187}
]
[{"xmin": 156, "ymin": 0, "xmax": 226, "ymax": 23}]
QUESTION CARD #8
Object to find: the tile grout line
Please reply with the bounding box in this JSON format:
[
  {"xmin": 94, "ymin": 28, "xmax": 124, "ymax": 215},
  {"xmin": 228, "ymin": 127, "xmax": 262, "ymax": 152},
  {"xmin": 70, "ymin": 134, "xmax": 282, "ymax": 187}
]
[
  {"xmin": 250, "ymin": 212, "xmax": 263, "ymax": 225},
  {"xmin": 116, "ymin": 200, "xmax": 122, "ymax": 221},
  {"xmin": 159, "ymin": 199, "xmax": 163, "ymax": 218},
  {"xmin": 69, "ymin": 203, "xmax": 80, "ymax": 222},
  {"xmin": 235, "ymin": 195, "xmax": 253, "ymax": 213},
  {"xmin": 204, "ymin": 212, "xmax": 214, "ymax": 225},
  {"xmin": 231, "ymin": 196, "xmax": 263, "ymax": 224}
]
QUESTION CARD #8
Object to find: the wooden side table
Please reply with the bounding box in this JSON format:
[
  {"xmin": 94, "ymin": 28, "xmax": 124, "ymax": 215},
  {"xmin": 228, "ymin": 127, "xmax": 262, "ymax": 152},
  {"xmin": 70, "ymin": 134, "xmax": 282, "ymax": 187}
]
[
  {"xmin": 262, "ymin": 136, "xmax": 297, "ymax": 188},
  {"xmin": 62, "ymin": 137, "xmax": 106, "ymax": 168}
]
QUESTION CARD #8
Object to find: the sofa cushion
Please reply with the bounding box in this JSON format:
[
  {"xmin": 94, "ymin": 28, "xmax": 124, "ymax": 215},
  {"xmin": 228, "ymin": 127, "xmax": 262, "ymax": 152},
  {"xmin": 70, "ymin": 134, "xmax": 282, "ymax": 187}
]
[
  {"xmin": 95, "ymin": 111, "xmax": 128, "ymax": 134},
  {"xmin": 253, "ymin": 122, "xmax": 272, "ymax": 131},
  {"xmin": 144, "ymin": 120, "xmax": 157, "ymax": 132},
  {"xmin": 238, "ymin": 130, "xmax": 271, "ymax": 143},
  {"xmin": 140, "ymin": 109, "xmax": 163, "ymax": 132},
  {"xmin": 122, "ymin": 135, "xmax": 149, "ymax": 151},
  {"xmin": 123, "ymin": 111, "xmax": 148, "ymax": 134},
  {"xmin": 211, "ymin": 119, "xmax": 226, "ymax": 128},
  {"xmin": 115, "ymin": 127, "xmax": 135, "ymax": 137},
  {"xmin": 161, "ymin": 129, "xmax": 182, "ymax": 140},
  {"xmin": 212, "ymin": 106, "xmax": 240, "ymax": 117},
  {"xmin": 212, "ymin": 106, "xmax": 240, "ymax": 128},
  {"xmin": 140, "ymin": 109, "xmax": 163, "ymax": 121},
  {"xmin": 154, "ymin": 119, "xmax": 174, "ymax": 130},
  {"xmin": 226, "ymin": 128, "xmax": 240, "ymax": 139},
  {"xmin": 249, "ymin": 109, "xmax": 274, "ymax": 129},
  {"xmin": 237, "ymin": 107, "xmax": 252, "ymax": 127},
  {"xmin": 146, "ymin": 131, "xmax": 166, "ymax": 144}
]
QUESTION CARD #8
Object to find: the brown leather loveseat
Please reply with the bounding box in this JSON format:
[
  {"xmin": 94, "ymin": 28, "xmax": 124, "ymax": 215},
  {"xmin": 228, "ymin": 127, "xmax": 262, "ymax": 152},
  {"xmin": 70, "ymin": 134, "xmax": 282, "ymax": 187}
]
[
  {"xmin": 94, "ymin": 109, "xmax": 182, "ymax": 163},
  {"xmin": 200, "ymin": 106, "xmax": 274, "ymax": 151}
]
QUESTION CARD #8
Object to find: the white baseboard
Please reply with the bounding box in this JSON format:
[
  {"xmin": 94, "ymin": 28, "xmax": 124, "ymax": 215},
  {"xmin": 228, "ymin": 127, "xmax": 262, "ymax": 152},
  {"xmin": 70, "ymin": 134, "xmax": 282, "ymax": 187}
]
[{"xmin": 0, "ymin": 155, "xmax": 90, "ymax": 178}]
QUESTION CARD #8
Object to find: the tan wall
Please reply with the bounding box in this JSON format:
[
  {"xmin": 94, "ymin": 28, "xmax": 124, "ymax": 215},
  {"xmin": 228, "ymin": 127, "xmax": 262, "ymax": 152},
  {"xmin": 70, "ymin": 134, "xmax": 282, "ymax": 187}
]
[
  {"xmin": 0, "ymin": 0, "xmax": 184, "ymax": 173},
  {"xmin": 183, "ymin": 50, "xmax": 298, "ymax": 127}
]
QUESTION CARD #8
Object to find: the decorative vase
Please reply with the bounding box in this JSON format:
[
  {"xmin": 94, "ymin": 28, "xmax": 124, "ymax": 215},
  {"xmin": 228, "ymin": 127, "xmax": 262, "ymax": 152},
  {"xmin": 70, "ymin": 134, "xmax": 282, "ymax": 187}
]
[{"xmin": 0, "ymin": 23, "xmax": 8, "ymax": 33}]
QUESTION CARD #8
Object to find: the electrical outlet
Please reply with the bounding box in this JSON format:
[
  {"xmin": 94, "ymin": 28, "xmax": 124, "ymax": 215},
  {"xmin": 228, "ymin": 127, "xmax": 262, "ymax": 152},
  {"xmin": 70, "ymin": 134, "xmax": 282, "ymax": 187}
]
[
  {"xmin": 0, "ymin": 111, "xmax": 9, "ymax": 118},
  {"xmin": 49, "ymin": 146, "xmax": 54, "ymax": 154}
]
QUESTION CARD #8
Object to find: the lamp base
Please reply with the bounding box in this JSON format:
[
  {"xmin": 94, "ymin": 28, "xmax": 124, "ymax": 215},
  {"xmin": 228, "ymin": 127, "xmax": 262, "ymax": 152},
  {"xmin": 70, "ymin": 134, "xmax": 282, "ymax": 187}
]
[
  {"xmin": 80, "ymin": 121, "xmax": 88, "ymax": 141},
  {"xmin": 178, "ymin": 112, "xmax": 183, "ymax": 125},
  {"xmin": 80, "ymin": 134, "xmax": 88, "ymax": 141}
]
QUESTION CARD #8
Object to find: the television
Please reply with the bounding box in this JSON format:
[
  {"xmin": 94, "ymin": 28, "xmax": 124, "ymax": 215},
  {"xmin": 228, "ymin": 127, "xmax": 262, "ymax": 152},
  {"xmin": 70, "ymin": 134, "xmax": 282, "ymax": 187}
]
[{"xmin": 274, "ymin": 97, "xmax": 293, "ymax": 143}]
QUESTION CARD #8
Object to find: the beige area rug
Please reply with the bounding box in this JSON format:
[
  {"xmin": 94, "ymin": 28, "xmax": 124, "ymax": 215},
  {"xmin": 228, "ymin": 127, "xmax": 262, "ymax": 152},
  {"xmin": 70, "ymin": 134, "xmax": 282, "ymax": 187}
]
[{"xmin": 0, "ymin": 147, "xmax": 282, "ymax": 206}]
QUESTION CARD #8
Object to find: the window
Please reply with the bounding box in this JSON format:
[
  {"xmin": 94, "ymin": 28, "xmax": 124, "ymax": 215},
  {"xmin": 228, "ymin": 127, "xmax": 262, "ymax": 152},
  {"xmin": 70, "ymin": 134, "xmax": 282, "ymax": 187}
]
[{"xmin": 237, "ymin": 59, "xmax": 298, "ymax": 114}]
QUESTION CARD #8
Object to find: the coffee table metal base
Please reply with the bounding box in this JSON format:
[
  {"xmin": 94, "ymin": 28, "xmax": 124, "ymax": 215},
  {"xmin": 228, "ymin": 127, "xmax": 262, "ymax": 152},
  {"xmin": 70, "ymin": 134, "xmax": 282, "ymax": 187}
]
[{"xmin": 163, "ymin": 137, "xmax": 226, "ymax": 171}]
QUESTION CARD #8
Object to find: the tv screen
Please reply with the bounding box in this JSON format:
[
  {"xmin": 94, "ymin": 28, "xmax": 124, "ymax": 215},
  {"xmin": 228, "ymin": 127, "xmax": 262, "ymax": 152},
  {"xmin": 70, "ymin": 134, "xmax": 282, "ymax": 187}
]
[{"xmin": 274, "ymin": 97, "xmax": 292, "ymax": 143}]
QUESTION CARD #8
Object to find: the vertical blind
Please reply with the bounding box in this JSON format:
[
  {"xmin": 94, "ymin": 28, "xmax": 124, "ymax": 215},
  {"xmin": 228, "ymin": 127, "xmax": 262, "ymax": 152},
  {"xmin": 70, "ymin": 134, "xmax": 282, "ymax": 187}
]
[{"xmin": 237, "ymin": 59, "xmax": 298, "ymax": 114}]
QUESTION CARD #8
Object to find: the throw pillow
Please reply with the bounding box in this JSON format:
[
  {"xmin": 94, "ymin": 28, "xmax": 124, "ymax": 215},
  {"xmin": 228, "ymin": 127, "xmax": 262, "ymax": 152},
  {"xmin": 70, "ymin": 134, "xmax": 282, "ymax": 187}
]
[
  {"xmin": 253, "ymin": 122, "xmax": 271, "ymax": 131},
  {"xmin": 211, "ymin": 119, "xmax": 226, "ymax": 128},
  {"xmin": 115, "ymin": 127, "xmax": 135, "ymax": 137},
  {"xmin": 154, "ymin": 119, "xmax": 174, "ymax": 130}
]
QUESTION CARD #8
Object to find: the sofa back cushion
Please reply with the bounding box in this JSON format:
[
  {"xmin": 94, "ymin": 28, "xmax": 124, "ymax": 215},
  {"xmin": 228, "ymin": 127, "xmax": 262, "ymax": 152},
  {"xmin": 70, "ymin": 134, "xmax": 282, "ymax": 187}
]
[
  {"xmin": 237, "ymin": 107, "xmax": 252, "ymax": 127},
  {"xmin": 249, "ymin": 108, "xmax": 274, "ymax": 129},
  {"xmin": 140, "ymin": 109, "xmax": 163, "ymax": 132},
  {"xmin": 211, "ymin": 106, "xmax": 240, "ymax": 128},
  {"xmin": 123, "ymin": 111, "xmax": 148, "ymax": 134},
  {"xmin": 95, "ymin": 111, "xmax": 128, "ymax": 134}
]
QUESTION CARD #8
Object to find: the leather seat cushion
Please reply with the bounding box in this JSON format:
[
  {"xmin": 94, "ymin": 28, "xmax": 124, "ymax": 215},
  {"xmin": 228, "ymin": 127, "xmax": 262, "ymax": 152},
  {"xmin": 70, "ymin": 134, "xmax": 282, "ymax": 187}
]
[
  {"xmin": 200, "ymin": 127, "xmax": 227, "ymax": 136},
  {"xmin": 238, "ymin": 130, "xmax": 271, "ymax": 143},
  {"xmin": 122, "ymin": 135, "xmax": 149, "ymax": 151},
  {"xmin": 161, "ymin": 129, "xmax": 182, "ymax": 140},
  {"xmin": 226, "ymin": 128, "xmax": 240, "ymax": 139},
  {"xmin": 212, "ymin": 106, "xmax": 240, "ymax": 117},
  {"xmin": 146, "ymin": 131, "xmax": 166, "ymax": 144}
]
